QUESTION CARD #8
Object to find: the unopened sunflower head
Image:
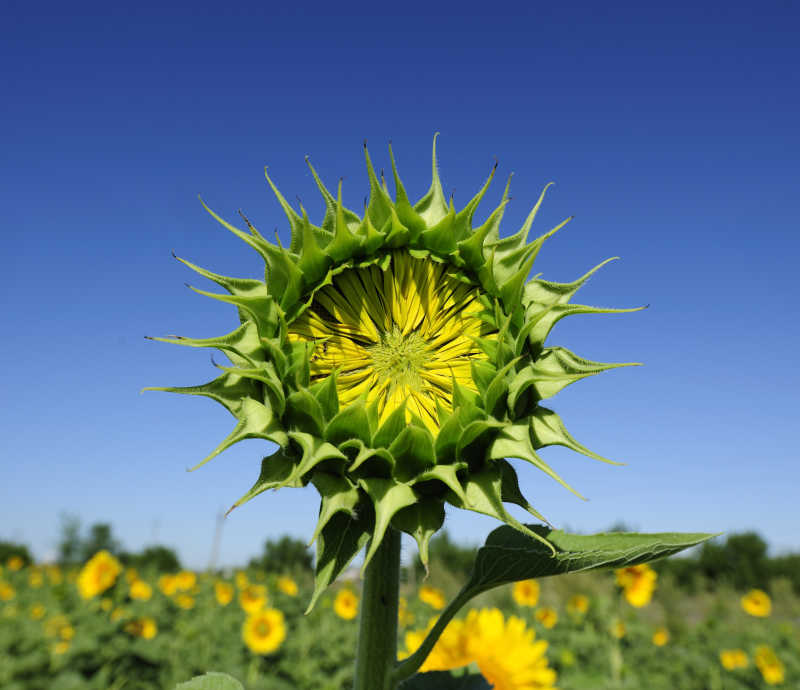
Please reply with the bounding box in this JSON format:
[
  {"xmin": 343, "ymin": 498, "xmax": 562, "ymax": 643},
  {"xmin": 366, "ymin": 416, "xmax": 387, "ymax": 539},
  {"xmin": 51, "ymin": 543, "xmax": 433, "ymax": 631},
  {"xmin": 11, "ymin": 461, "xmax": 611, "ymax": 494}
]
[{"xmin": 146, "ymin": 136, "xmax": 641, "ymax": 606}]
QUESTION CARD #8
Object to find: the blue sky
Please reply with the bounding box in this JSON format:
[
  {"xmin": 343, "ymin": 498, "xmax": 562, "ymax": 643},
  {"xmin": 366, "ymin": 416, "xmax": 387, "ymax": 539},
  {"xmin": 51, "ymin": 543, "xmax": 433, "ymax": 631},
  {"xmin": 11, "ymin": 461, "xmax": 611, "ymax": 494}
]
[{"xmin": 2, "ymin": 1, "xmax": 798, "ymax": 569}]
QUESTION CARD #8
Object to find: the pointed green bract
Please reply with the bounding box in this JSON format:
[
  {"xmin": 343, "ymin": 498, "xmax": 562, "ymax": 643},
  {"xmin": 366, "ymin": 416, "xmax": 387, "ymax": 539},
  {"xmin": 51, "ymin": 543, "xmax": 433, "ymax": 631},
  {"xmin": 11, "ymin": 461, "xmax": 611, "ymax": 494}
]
[{"xmin": 146, "ymin": 137, "xmax": 643, "ymax": 608}]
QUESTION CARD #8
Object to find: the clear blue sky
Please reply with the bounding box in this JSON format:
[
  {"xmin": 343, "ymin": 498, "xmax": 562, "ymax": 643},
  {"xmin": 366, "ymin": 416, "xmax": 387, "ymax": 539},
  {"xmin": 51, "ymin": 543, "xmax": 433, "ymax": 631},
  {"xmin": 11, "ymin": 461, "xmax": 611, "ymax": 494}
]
[{"xmin": 2, "ymin": 1, "xmax": 798, "ymax": 569}]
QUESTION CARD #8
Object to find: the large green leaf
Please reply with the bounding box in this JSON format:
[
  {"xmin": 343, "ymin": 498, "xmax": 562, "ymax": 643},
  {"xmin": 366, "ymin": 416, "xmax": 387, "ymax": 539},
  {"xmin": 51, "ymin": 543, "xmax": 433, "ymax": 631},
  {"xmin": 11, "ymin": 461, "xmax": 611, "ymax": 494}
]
[
  {"xmin": 175, "ymin": 672, "xmax": 244, "ymax": 690},
  {"xmin": 465, "ymin": 525, "xmax": 715, "ymax": 594}
]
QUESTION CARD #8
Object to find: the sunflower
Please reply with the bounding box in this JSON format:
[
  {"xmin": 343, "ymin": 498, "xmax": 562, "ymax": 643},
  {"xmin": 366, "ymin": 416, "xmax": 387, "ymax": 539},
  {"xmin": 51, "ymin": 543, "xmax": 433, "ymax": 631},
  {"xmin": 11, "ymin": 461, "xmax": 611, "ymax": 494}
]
[
  {"xmin": 242, "ymin": 608, "xmax": 286, "ymax": 655},
  {"xmin": 147, "ymin": 137, "xmax": 640, "ymax": 604},
  {"xmin": 215, "ymin": 581, "xmax": 235, "ymax": 605},
  {"xmin": 534, "ymin": 607, "xmax": 557, "ymax": 629},
  {"xmin": 239, "ymin": 584, "xmax": 268, "ymax": 613},
  {"xmin": 754, "ymin": 645, "xmax": 785, "ymax": 686},
  {"xmin": 615, "ymin": 563, "xmax": 657, "ymax": 607},
  {"xmin": 402, "ymin": 618, "xmax": 471, "ymax": 672},
  {"xmin": 418, "ymin": 585, "xmax": 446, "ymax": 611},
  {"xmin": 719, "ymin": 649, "xmax": 748, "ymax": 670},
  {"xmin": 129, "ymin": 579, "xmax": 152, "ymax": 601},
  {"xmin": 566, "ymin": 594, "xmax": 588, "ymax": 615},
  {"xmin": 125, "ymin": 617, "xmax": 158, "ymax": 639},
  {"xmin": 333, "ymin": 588, "xmax": 359, "ymax": 620},
  {"xmin": 276, "ymin": 576, "xmax": 298, "ymax": 597},
  {"xmin": 76, "ymin": 551, "xmax": 122, "ymax": 600},
  {"xmin": 651, "ymin": 627, "xmax": 669, "ymax": 646},
  {"xmin": 464, "ymin": 608, "xmax": 557, "ymax": 690},
  {"xmin": 740, "ymin": 588, "xmax": 771, "ymax": 617},
  {"xmin": 512, "ymin": 579, "xmax": 540, "ymax": 607}
]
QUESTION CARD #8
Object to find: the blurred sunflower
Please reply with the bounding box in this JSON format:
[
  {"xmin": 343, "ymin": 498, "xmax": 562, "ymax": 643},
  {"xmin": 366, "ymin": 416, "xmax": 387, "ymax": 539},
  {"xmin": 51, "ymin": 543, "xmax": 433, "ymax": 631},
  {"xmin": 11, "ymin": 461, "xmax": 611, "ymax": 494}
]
[
  {"xmin": 129, "ymin": 579, "xmax": 152, "ymax": 601},
  {"xmin": 276, "ymin": 576, "xmax": 298, "ymax": 597},
  {"xmin": 740, "ymin": 588, "xmax": 771, "ymax": 617},
  {"xmin": 242, "ymin": 608, "xmax": 286, "ymax": 655},
  {"xmin": 615, "ymin": 563, "xmax": 657, "ymax": 607},
  {"xmin": 6, "ymin": 556, "xmax": 23, "ymax": 571},
  {"xmin": 512, "ymin": 579, "xmax": 540, "ymax": 607},
  {"xmin": 215, "ymin": 581, "xmax": 235, "ymax": 606},
  {"xmin": 464, "ymin": 608, "xmax": 557, "ymax": 690},
  {"xmin": 651, "ymin": 627, "xmax": 669, "ymax": 646},
  {"xmin": 76, "ymin": 551, "xmax": 122, "ymax": 600},
  {"xmin": 755, "ymin": 645, "xmax": 785, "ymax": 685},
  {"xmin": 333, "ymin": 589, "xmax": 359, "ymax": 620},
  {"xmin": 719, "ymin": 649, "xmax": 748, "ymax": 670},
  {"xmin": 534, "ymin": 607, "xmax": 557, "ymax": 629},
  {"xmin": 419, "ymin": 585, "xmax": 446, "ymax": 611},
  {"xmin": 125, "ymin": 617, "xmax": 158, "ymax": 639},
  {"xmin": 240, "ymin": 584, "xmax": 268, "ymax": 613},
  {"xmin": 566, "ymin": 594, "xmax": 588, "ymax": 615},
  {"xmin": 0, "ymin": 582, "xmax": 14, "ymax": 601},
  {"xmin": 402, "ymin": 618, "xmax": 471, "ymax": 672}
]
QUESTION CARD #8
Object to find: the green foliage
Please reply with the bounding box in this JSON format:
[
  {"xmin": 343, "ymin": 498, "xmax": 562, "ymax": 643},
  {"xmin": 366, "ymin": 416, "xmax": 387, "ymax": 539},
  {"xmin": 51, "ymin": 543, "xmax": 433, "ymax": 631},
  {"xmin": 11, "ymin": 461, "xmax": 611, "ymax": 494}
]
[
  {"xmin": 176, "ymin": 672, "xmax": 244, "ymax": 690},
  {"xmin": 249, "ymin": 536, "xmax": 313, "ymax": 575},
  {"xmin": 120, "ymin": 546, "xmax": 182, "ymax": 572},
  {"xmin": 0, "ymin": 541, "xmax": 31, "ymax": 566},
  {"xmin": 464, "ymin": 526, "xmax": 715, "ymax": 595}
]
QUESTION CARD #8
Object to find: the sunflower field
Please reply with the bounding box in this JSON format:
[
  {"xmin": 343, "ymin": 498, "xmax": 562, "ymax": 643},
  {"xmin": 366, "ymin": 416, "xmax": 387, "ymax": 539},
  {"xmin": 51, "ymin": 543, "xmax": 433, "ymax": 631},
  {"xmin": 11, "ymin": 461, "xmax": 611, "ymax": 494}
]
[{"xmin": 0, "ymin": 550, "xmax": 797, "ymax": 690}]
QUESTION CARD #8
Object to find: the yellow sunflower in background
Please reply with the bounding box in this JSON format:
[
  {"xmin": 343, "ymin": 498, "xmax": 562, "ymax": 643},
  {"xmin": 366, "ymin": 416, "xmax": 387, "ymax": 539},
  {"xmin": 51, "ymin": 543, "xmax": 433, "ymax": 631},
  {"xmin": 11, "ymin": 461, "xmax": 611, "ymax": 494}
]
[
  {"xmin": 239, "ymin": 584, "xmax": 268, "ymax": 613},
  {"xmin": 276, "ymin": 576, "xmax": 298, "ymax": 597},
  {"xmin": 0, "ymin": 582, "xmax": 15, "ymax": 601},
  {"xmin": 534, "ymin": 607, "xmax": 557, "ymax": 629},
  {"xmin": 652, "ymin": 627, "xmax": 669, "ymax": 646},
  {"xmin": 242, "ymin": 608, "xmax": 286, "ymax": 655},
  {"xmin": 512, "ymin": 579, "xmax": 540, "ymax": 607},
  {"xmin": 464, "ymin": 608, "xmax": 557, "ymax": 690},
  {"xmin": 615, "ymin": 563, "xmax": 657, "ymax": 607},
  {"xmin": 129, "ymin": 579, "xmax": 152, "ymax": 601},
  {"xmin": 719, "ymin": 649, "xmax": 748, "ymax": 670},
  {"xmin": 215, "ymin": 581, "xmax": 235, "ymax": 605},
  {"xmin": 77, "ymin": 551, "xmax": 122, "ymax": 600},
  {"xmin": 754, "ymin": 645, "xmax": 785, "ymax": 685},
  {"xmin": 740, "ymin": 588, "xmax": 771, "ymax": 617},
  {"xmin": 418, "ymin": 585, "xmax": 446, "ymax": 611},
  {"xmin": 566, "ymin": 594, "xmax": 588, "ymax": 615},
  {"xmin": 402, "ymin": 618, "xmax": 471, "ymax": 672},
  {"xmin": 125, "ymin": 617, "xmax": 158, "ymax": 639},
  {"xmin": 333, "ymin": 589, "xmax": 359, "ymax": 620}
]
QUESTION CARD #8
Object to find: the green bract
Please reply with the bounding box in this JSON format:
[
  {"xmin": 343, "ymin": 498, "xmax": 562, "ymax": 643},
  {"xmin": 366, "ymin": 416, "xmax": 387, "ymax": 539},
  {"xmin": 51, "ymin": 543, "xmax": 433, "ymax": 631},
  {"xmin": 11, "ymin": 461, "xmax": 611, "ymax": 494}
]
[{"xmin": 146, "ymin": 136, "xmax": 641, "ymax": 608}]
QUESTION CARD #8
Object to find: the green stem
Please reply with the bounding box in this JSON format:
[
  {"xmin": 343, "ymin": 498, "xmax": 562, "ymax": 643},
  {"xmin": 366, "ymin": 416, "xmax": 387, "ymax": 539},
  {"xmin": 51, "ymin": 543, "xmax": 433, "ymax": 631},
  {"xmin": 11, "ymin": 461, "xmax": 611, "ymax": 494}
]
[{"xmin": 353, "ymin": 528, "xmax": 401, "ymax": 690}]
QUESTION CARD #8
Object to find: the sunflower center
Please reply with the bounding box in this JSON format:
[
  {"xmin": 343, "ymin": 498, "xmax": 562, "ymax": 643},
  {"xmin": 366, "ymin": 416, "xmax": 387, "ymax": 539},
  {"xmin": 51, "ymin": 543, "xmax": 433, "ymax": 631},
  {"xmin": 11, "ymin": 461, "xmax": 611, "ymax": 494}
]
[
  {"xmin": 368, "ymin": 326, "xmax": 430, "ymax": 392},
  {"xmin": 288, "ymin": 250, "xmax": 495, "ymax": 432}
]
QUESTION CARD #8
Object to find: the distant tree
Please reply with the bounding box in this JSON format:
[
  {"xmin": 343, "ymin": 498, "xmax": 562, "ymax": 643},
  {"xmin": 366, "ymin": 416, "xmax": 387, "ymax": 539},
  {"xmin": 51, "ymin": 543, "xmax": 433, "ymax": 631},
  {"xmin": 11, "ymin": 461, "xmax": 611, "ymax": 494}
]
[
  {"xmin": 0, "ymin": 541, "xmax": 32, "ymax": 566},
  {"xmin": 56, "ymin": 513, "xmax": 83, "ymax": 565},
  {"xmin": 249, "ymin": 536, "xmax": 313, "ymax": 574},
  {"xmin": 769, "ymin": 554, "xmax": 800, "ymax": 594},
  {"xmin": 120, "ymin": 545, "xmax": 181, "ymax": 572},
  {"xmin": 698, "ymin": 532, "xmax": 770, "ymax": 589},
  {"xmin": 80, "ymin": 523, "xmax": 121, "ymax": 561}
]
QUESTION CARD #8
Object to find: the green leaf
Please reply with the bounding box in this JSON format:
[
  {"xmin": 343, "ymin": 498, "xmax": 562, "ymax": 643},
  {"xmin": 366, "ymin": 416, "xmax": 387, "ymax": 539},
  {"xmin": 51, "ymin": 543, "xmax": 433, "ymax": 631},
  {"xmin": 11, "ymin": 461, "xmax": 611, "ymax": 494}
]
[
  {"xmin": 307, "ymin": 510, "xmax": 371, "ymax": 613},
  {"xmin": 227, "ymin": 448, "xmax": 299, "ymax": 515},
  {"xmin": 399, "ymin": 672, "xmax": 491, "ymax": 690},
  {"xmin": 309, "ymin": 473, "xmax": 361, "ymax": 545},
  {"xmin": 391, "ymin": 500, "xmax": 445, "ymax": 572},
  {"xmin": 325, "ymin": 400, "xmax": 372, "ymax": 446},
  {"xmin": 388, "ymin": 426, "xmax": 436, "ymax": 481},
  {"xmin": 359, "ymin": 478, "xmax": 418, "ymax": 571},
  {"xmin": 175, "ymin": 672, "xmax": 245, "ymax": 690},
  {"xmin": 309, "ymin": 372, "xmax": 340, "ymax": 422},
  {"xmin": 464, "ymin": 525, "xmax": 716, "ymax": 595},
  {"xmin": 285, "ymin": 390, "xmax": 325, "ymax": 437}
]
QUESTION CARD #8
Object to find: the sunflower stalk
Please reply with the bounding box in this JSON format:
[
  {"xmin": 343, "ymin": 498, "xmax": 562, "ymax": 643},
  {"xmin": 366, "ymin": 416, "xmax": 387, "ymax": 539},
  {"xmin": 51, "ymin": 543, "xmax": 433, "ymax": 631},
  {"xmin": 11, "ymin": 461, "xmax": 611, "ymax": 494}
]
[{"xmin": 353, "ymin": 528, "xmax": 401, "ymax": 690}]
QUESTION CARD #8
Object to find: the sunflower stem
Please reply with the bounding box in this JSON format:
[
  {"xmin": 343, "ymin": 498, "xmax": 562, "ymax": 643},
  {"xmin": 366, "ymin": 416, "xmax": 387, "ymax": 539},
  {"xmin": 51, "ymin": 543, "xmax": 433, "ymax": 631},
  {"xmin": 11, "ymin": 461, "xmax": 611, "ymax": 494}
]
[{"xmin": 353, "ymin": 527, "xmax": 401, "ymax": 690}]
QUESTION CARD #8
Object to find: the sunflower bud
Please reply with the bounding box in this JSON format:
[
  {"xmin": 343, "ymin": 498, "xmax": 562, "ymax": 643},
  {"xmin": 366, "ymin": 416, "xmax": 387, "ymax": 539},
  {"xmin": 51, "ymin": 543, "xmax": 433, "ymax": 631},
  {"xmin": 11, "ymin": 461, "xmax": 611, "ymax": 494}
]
[{"xmin": 146, "ymin": 136, "xmax": 641, "ymax": 606}]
